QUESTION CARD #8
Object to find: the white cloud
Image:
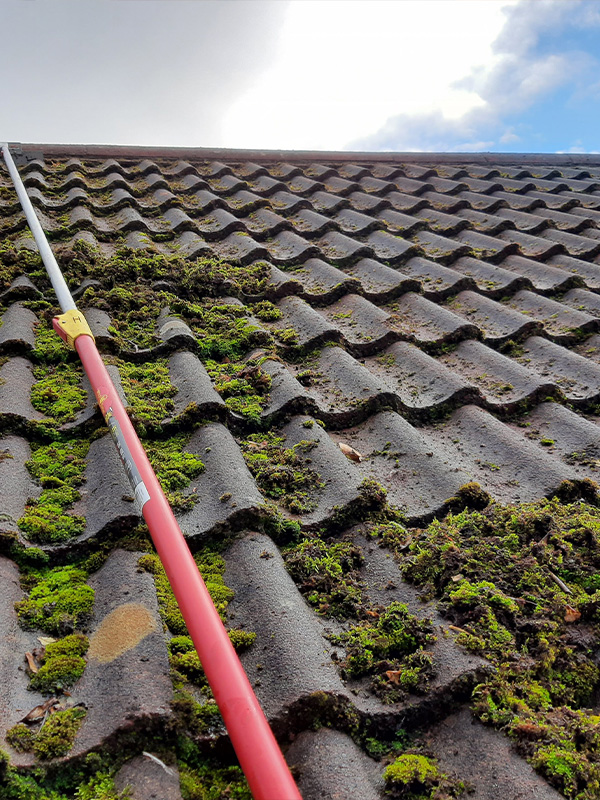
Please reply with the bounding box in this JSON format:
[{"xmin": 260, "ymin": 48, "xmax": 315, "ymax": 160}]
[
  {"xmin": 354, "ymin": 0, "xmax": 598, "ymax": 152},
  {"xmin": 222, "ymin": 0, "xmax": 514, "ymax": 150}
]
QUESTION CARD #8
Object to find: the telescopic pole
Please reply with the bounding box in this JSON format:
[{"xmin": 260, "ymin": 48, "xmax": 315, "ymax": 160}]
[{"xmin": 1, "ymin": 143, "xmax": 302, "ymax": 800}]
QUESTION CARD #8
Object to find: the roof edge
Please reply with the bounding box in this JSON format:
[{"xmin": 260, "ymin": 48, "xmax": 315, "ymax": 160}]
[{"xmin": 9, "ymin": 142, "xmax": 600, "ymax": 165}]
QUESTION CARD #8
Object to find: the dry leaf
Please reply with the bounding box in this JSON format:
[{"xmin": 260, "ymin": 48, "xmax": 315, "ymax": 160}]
[
  {"xmin": 365, "ymin": 610, "xmax": 380, "ymax": 618},
  {"xmin": 564, "ymin": 605, "xmax": 581, "ymax": 623},
  {"xmin": 338, "ymin": 442, "xmax": 363, "ymax": 462},
  {"xmin": 385, "ymin": 670, "xmax": 402, "ymax": 685},
  {"xmin": 451, "ymin": 574, "xmax": 464, "ymax": 582},
  {"xmin": 20, "ymin": 697, "xmax": 59, "ymax": 725},
  {"xmin": 38, "ymin": 636, "xmax": 57, "ymax": 647},
  {"xmin": 24, "ymin": 652, "xmax": 38, "ymax": 674}
]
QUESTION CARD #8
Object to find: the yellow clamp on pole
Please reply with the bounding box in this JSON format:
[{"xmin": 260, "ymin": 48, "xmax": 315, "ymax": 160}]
[{"xmin": 52, "ymin": 309, "xmax": 95, "ymax": 349}]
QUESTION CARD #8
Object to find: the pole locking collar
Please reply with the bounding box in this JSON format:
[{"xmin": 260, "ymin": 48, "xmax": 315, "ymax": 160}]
[{"xmin": 52, "ymin": 309, "xmax": 95, "ymax": 349}]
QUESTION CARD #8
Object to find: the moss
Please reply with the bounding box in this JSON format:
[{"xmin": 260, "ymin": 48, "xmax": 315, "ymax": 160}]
[
  {"xmin": 30, "ymin": 655, "xmax": 87, "ymax": 694},
  {"xmin": 176, "ymin": 738, "xmax": 251, "ymax": 800},
  {"xmin": 6, "ymin": 723, "xmax": 36, "ymax": 753},
  {"xmin": 205, "ymin": 359, "xmax": 271, "ymax": 421},
  {"xmin": 241, "ymin": 433, "xmax": 325, "ymax": 514},
  {"xmin": 251, "ymin": 300, "xmax": 282, "ymax": 321},
  {"xmin": 393, "ymin": 497, "xmax": 600, "ymax": 798},
  {"xmin": 6, "ymin": 708, "xmax": 87, "ymax": 761},
  {"xmin": 117, "ymin": 358, "xmax": 177, "ymax": 426},
  {"xmin": 31, "ymin": 362, "xmax": 87, "ymax": 424},
  {"xmin": 383, "ymin": 753, "xmax": 465, "ymax": 799},
  {"xmin": 329, "ymin": 602, "xmax": 436, "ymax": 703},
  {"xmin": 283, "ymin": 536, "xmax": 366, "ymax": 619},
  {"xmin": 171, "ymin": 690, "xmax": 225, "ymax": 738},
  {"xmin": 139, "ymin": 549, "xmax": 236, "ymax": 632},
  {"xmin": 32, "ymin": 707, "xmax": 87, "ymax": 759},
  {"xmin": 15, "ymin": 565, "xmax": 94, "ymax": 634},
  {"xmin": 29, "ymin": 634, "xmax": 90, "ymax": 694},
  {"xmin": 19, "ymin": 439, "xmax": 89, "ymax": 543},
  {"xmin": 143, "ymin": 435, "xmax": 204, "ymax": 511}
]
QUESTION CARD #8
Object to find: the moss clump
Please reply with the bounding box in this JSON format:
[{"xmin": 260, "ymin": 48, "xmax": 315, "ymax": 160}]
[
  {"xmin": 206, "ymin": 359, "xmax": 271, "ymax": 421},
  {"xmin": 251, "ymin": 300, "xmax": 282, "ymax": 321},
  {"xmin": 141, "ymin": 553, "xmax": 254, "ymax": 691},
  {"xmin": 6, "ymin": 723, "xmax": 36, "ymax": 753},
  {"xmin": 32, "ymin": 707, "xmax": 87, "ymax": 759},
  {"xmin": 117, "ymin": 358, "xmax": 177, "ymax": 426},
  {"xmin": 29, "ymin": 634, "xmax": 90, "ymax": 694},
  {"xmin": 171, "ymin": 690, "xmax": 225, "ymax": 738},
  {"xmin": 6, "ymin": 708, "xmax": 87, "ymax": 760},
  {"xmin": 393, "ymin": 497, "xmax": 600, "ymax": 798},
  {"xmin": 0, "ymin": 241, "xmax": 43, "ymax": 291},
  {"xmin": 383, "ymin": 754, "xmax": 464, "ymax": 799},
  {"xmin": 30, "ymin": 655, "xmax": 86, "ymax": 694},
  {"xmin": 143, "ymin": 435, "xmax": 204, "ymax": 511},
  {"xmin": 19, "ymin": 439, "xmax": 89, "ymax": 543},
  {"xmin": 138, "ymin": 549, "xmax": 235, "ymax": 632},
  {"xmin": 241, "ymin": 433, "xmax": 325, "ymax": 514},
  {"xmin": 31, "ymin": 362, "xmax": 87, "ymax": 424},
  {"xmin": 15, "ymin": 566, "xmax": 94, "ymax": 634},
  {"xmin": 283, "ymin": 536, "xmax": 366, "ymax": 619},
  {"xmin": 329, "ymin": 602, "xmax": 436, "ymax": 703},
  {"xmin": 177, "ymin": 737, "xmax": 251, "ymax": 800}
]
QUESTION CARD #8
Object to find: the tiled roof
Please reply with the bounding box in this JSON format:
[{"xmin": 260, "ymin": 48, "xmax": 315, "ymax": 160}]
[{"xmin": 1, "ymin": 145, "xmax": 599, "ymax": 799}]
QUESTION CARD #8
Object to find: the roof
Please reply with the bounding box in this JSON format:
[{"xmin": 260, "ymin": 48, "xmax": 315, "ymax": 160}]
[{"xmin": 0, "ymin": 144, "xmax": 599, "ymax": 799}]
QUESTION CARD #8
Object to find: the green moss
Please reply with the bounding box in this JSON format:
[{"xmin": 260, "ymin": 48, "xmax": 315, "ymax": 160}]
[
  {"xmin": 19, "ymin": 439, "xmax": 89, "ymax": 543},
  {"xmin": 117, "ymin": 358, "xmax": 177, "ymax": 426},
  {"xmin": 176, "ymin": 738, "xmax": 251, "ymax": 800},
  {"xmin": 31, "ymin": 363, "xmax": 87, "ymax": 424},
  {"xmin": 6, "ymin": 723, "xmax": 36, "ymax": 753},
  {"xmin": 139, "ymin": 549, "xmax": 236, "ymax": 633},
  {"xmin": 29, "ymin": 634, "xmax": 90, "ymax": 694},
  {"xmin": 382, "ymin": 753, "xmax": 466, "ymax": 799},
  {"xmin": 329, "ymin": 602, "xmax": 436, "ymax": 703},
  {"xmin": 0, "ymin": 242, "xmax": 43, "ymax": 291},
  {"xmin": 143, "ymin": 435, "xmax": 204, "ymax": 511},
  {"xmin": 392, "ymin": 497, "xmax": 600, "ymax": 798},
  {"xmin": 205, "ymin": 359, "xmax": 271, "ymax": 421},
  {"xmin": 30, "ymin": 655, "xmax": 86, "ymax": 694},
  {"xmin": 6, "ymin": 708, "xmax": 87, "ymax": 761},
  {"xmin": 251, "ymin": 300, "xmax": 282, "ymax": 321},
  {"xmin": 32, "ymin": 707, "xmax": 87, "ymax": 759},
  {"xmin": 15, "ymin": 565, "xmax": 94, "ymax": 634},
  {"xmin": 283, "ymin": 536, "xmax": 365, "ymax": 619},
  {"xmin": 241, "ymin": 433, "xmax": 325, "ymax": 514},
  {"xmin": 171, "ymin": 690, "xmax": 225, "ymax": 738}
]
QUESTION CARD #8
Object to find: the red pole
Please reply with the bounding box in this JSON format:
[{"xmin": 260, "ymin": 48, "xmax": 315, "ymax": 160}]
[{"xmin": 72, "ymin": 333, "xmax": 302, "ymax": 800}]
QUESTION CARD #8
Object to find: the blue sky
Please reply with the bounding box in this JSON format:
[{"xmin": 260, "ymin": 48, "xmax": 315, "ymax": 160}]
[{"xmin": 0, "ymin": 0, "xmax": 598, "ymax": 153}]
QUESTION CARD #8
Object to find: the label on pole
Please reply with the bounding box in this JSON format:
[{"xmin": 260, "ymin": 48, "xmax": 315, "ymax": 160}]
[{"xmin": 105, "ymin": 406, "xmax": 151, "ymax": 509}]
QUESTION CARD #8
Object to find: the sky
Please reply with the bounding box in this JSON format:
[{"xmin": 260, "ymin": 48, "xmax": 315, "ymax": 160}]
[{"xmin": 0, "ymin": 0, "xmax": 599, "ymax": 153}]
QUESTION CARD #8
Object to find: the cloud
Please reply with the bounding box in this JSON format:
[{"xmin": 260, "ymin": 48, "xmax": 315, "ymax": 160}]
[
  {"xmin": 353, "ymin": 0, "xmax": 600, "ymax": 152},
  {"xmin": 222, "ymin": 0, "xmax": 512, "ymax": 150},
  {"xmin": 0, "ymin": 0, "xmax": 288, "ymax": 146}
]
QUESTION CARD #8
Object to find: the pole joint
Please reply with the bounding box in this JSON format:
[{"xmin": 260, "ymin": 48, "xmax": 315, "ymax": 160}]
[{"xmin": 53, "ymin": 309, "xmax": 95, "ymax": 348}]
